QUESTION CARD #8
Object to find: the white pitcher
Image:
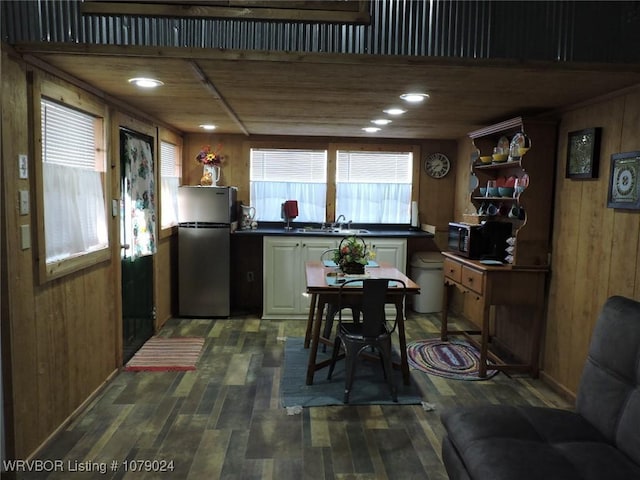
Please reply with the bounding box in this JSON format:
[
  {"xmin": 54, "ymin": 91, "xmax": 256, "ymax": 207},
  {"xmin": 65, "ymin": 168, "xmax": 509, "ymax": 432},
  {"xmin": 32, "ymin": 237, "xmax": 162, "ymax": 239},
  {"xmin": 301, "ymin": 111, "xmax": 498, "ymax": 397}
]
[
  {"xmin": 202, "ymin": 164, "xmax": 220, "ymax": 186},
  {"xmin": 241, "ymin": 204, "xmax": 256, "ymax": 229}
]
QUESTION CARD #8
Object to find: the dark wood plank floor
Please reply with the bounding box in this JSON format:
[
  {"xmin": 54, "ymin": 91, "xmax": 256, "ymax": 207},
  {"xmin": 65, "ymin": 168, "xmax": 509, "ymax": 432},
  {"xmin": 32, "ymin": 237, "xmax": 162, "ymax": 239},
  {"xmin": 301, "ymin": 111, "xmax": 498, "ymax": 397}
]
[{"xmin": 18, "ymin": 312, "xmax": 570, "ymax": 480}]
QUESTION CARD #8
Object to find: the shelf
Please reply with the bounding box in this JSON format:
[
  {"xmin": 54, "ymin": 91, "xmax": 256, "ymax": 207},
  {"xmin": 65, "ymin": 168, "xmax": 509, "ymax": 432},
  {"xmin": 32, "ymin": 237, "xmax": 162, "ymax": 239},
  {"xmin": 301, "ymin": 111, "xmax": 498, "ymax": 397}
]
[
  {"xmin": 473, "ymin": 196, "xmax": 517, "ymax": 201},
  {"xmin": 474, "ymin": 160, "xmax": 522, "ymax": 170},
  {"xmin": 466, "ymin": 116, "xmax": 556, "ymax": 267}
]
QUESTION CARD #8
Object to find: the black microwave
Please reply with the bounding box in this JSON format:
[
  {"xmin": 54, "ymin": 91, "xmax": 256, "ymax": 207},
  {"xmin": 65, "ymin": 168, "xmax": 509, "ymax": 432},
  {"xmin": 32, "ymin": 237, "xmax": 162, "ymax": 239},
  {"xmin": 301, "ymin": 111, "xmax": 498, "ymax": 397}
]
[{"xmin": 448, "ymin": 221, "xmax": 512, "ymax": 260}]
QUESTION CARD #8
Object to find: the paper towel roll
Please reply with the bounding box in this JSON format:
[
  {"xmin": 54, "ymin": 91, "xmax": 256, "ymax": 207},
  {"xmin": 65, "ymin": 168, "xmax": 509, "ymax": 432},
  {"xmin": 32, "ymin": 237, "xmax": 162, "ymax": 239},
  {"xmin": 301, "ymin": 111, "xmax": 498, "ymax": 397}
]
[{"xmin": 411, "ymin": 201, "xmax": 419, "ymax": 228}]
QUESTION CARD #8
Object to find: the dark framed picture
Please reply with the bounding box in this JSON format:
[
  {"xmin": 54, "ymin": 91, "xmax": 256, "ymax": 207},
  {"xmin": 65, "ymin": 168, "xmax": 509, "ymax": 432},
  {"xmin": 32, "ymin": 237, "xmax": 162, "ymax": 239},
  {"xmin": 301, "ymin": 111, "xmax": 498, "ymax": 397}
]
[
  {"xmin": 607, "ymin": 151, "xmax": 640, "ymax": 210},
  {"xmin": 566, "ymin": 127, "xmax": 601, "ymax": 179}
]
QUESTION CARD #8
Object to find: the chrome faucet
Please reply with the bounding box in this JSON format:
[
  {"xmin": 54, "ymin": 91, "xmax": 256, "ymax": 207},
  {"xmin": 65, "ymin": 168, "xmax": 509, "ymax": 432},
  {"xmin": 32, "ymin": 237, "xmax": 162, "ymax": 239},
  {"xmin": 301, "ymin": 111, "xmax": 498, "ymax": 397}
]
[{"xmin": 333, "ymin": 214, "xmax": 346, "ymax": 230}]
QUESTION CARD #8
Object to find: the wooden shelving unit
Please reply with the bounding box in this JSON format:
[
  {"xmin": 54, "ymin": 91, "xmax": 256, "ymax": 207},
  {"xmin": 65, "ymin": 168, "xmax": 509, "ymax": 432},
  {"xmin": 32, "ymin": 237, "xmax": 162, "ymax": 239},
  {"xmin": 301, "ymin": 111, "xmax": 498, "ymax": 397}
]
[{"xmin": 468, "ymin": 117, "xmax": 558, "ymax": 266}]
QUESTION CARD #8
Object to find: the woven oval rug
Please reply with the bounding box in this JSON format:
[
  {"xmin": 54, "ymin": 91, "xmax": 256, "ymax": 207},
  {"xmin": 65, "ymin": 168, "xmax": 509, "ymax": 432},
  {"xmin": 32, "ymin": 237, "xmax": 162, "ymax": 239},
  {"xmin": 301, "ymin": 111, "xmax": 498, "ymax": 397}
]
[{"xmin": 407, "ymin": 339, "xmax": 497, "ymax": 380}]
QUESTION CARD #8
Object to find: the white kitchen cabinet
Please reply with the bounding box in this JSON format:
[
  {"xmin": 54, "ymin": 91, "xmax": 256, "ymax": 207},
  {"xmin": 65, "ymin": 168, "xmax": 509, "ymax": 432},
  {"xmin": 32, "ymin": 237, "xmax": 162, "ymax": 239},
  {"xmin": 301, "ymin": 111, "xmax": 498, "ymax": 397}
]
[
  {"xmin": 263, "ymin": 236, "xmax": 407, "ymax": 319},
  {"xmin": 263, "ymin": 236, "xmax": 338, "ymax": 319},
  {"xmin": 368, "ymin": 238, "xmax": 407, "ymax": 273}
]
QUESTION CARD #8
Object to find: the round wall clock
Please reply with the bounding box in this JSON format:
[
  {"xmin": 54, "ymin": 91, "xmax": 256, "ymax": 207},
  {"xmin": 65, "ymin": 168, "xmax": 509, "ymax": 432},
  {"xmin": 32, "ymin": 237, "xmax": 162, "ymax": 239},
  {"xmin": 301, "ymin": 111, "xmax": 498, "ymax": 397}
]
[{"xmin": 424, "ymin": 153, "xmax": 451, "ymax": 178}]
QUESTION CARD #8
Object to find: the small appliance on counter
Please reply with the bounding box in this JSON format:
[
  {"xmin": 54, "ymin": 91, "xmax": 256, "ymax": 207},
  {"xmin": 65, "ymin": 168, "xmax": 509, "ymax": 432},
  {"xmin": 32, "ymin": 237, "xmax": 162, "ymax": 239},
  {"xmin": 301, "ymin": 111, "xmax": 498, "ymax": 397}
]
[
  {"xmin": 281, "ymin": 200, "xmax": 298, "ymax": 230},
  {"xmin": 447, "ymin": 221, "xmax": 512, "ymax": 261},
  {"xmin": 177, "ymin": 185, "xmax": 237, "ymax": 317},
  {"xmin": 240, "ymin": 204, "xmax": 256, "ymax": 230}
]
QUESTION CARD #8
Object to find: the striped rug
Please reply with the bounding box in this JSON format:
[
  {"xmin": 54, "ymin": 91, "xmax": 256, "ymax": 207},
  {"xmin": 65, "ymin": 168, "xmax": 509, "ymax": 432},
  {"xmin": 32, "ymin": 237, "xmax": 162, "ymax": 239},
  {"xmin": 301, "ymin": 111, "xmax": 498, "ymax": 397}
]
[
  {"xmin": 406, "ymin": 338, "xmax": 497, "ymax": 381},
  {"xmin": 124, "ymin": 336, "xmax": 205, "ymax": 372}
]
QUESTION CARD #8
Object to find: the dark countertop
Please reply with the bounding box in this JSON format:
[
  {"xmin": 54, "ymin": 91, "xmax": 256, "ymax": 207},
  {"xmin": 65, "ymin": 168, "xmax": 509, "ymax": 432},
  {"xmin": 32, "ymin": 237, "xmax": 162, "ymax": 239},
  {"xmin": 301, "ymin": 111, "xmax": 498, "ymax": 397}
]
[{"xmin": 232, "ymin": 222, "xmax": 434, "ymax": 238}]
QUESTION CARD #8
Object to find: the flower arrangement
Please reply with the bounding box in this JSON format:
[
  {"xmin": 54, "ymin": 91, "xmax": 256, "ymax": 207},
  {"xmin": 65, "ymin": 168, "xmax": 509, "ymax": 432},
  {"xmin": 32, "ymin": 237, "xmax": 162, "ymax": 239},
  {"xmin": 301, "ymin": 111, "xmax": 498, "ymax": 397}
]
[
  {"xmin": 195, "ymin": 144, "xmax": 223, "ymax": 166},
  {"xmin": 333, "ymin": 236, "xmax": 375, "ymax": 274}
]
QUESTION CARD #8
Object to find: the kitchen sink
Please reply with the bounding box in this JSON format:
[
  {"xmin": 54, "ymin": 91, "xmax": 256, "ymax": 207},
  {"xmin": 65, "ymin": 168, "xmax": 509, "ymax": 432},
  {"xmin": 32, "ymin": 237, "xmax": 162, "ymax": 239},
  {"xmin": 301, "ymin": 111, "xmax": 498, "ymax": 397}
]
[
  {"xmin": 338, "ymin": 229, "xmax": 370, "ymax": 235},
  {"xmin": 295, "ymin": 227, "xmax": 370, "ymax": 235}
]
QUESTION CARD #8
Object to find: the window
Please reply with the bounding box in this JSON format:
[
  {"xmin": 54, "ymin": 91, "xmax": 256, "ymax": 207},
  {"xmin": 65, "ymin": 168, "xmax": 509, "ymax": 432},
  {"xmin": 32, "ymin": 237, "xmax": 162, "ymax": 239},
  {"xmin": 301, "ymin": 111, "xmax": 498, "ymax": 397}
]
[
  {"xmin": 336, "ymin": 150, "xmax": 413, "ymax": 223},
  {"xmin": 40, "ymin": 97, "xmax": 108, "ymax": 268},
  {"xmin": 250, "ymin": 148, "xmax": 327, "ymax": 222},
  {"xmin": 33, "ymin": 76, "xmax": 110, "ymax": 282},
  {"xmin": 159, "ymin": 139, "xmax": 181, "ymax": 229}
]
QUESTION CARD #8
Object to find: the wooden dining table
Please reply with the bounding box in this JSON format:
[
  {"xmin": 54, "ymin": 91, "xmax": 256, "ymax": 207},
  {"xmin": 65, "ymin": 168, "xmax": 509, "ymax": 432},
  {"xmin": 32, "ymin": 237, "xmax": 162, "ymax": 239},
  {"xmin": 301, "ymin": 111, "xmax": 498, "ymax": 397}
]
[{"xmin": 303, "ymin": 261, "xmax": 420, "ymax": 385}]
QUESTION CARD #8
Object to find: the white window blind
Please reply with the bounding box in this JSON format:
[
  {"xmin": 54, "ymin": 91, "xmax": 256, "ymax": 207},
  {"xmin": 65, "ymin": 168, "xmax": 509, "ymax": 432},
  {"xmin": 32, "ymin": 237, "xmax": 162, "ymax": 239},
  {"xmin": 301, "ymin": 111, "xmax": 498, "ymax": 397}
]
[
  {"xmin": 336, "ymin": 150, "xmax": 412, "ymax": 223},
  {"xmin": 42, "ymin": 99, "xmax": 97, "ymax": 169},
  {"xmin": 251, "ymin": 149, "xmax": 327, "ymax": 182},
  {"xmin": 336, "ymin": 151, "xmax": 412, "ymax": 183},
  {"xmin": 160, "ymin": 140, "xmax": 180, "ymax": 228},
  {"xmin": 250, "ymin": 148, "xmax": 327, "ymax": 222},
  {"xmin": 41, "ymin": 98, "xmax": 108, "ymax": 262}
]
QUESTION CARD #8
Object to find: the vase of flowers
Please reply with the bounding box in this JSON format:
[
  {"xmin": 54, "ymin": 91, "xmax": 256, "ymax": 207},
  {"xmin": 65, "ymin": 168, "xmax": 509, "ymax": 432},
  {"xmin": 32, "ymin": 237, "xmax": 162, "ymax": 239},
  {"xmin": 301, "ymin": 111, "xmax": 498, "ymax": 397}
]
[
  {"xmin": 196, "ymin": 144, "xmax": 223, "ymax": 186},
  {"xmin": 333, "ymin": 236, "xmax": 372, "ymax": 274}
]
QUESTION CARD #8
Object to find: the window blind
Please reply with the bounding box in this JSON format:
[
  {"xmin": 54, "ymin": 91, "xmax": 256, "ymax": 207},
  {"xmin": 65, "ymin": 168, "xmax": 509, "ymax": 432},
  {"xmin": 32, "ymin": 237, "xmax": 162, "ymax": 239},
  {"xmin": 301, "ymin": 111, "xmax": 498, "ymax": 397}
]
[
  {"xmin": 250, "ymin": 148, "xmax": 327, "ymax": 182},
  {"xmin": 160, "ymin": 140, "xmax": 180, "ymax": 228},
  {"xmin": 336, "ymin": 151, "xmax": 412, "ymax": 183},
  {"xmin": 41, "ymin": 98, "xmax": 97, "ymax": 169},
  {"xmin": 160, "ymin": 141, "xmax": 178, "ymax": 177},
  {"xmin": 40, "ymin": 97, "xmax": 108, "ymax": 263}
]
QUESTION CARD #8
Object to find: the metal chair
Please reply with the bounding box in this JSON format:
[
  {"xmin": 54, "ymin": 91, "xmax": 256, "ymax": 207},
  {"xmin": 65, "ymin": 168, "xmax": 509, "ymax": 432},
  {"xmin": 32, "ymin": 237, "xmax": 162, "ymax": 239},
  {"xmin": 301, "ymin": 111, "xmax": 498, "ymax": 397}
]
[
  {"xmin": 327, "ymin": 278, "xmax": 407, "ymax": 403},
  {"xmin": 320, "ymin": 249, "xmax": 360, "ymax": 350}
]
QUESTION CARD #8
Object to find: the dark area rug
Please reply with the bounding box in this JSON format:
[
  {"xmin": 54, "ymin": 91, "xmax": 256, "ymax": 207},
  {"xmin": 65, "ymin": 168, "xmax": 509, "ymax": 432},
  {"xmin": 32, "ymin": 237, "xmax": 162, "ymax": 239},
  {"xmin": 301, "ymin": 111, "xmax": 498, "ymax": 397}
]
[
  {"xmin": 281, "ymin": 337, "xmax": 424, "ymax": 407},
  {"xmin": 407, "ymin": 338, "xmax": 497, "ymax": 380}
]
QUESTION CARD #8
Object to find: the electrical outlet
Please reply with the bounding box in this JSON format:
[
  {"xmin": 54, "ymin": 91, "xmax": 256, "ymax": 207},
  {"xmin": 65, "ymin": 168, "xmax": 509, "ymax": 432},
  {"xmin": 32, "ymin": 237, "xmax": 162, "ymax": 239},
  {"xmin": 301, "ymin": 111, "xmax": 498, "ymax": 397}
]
[{"xmin": 247, "ymin": 271, "xmax": 255, "ymax": 282}]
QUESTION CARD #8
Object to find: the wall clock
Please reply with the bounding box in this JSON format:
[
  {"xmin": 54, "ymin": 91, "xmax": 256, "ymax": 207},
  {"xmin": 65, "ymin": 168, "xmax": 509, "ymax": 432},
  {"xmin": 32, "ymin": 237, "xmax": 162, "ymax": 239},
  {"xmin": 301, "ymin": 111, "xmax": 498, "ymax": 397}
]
[
  {"xmin": 424, "ymin": 153, "xmax": 450, "ymax": 178},
  {"xmin": 607, "ymin": 151, "xmax": 640, "ymax": 209}
]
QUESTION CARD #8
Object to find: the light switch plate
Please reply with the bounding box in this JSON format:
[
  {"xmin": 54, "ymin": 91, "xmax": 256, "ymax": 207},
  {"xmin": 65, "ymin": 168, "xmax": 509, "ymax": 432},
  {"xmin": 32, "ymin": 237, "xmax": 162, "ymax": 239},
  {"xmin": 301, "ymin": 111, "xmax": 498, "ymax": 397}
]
[
  {"xmin": 19, "ymin": 190, "xmax": 29, "ymax": 215},
  {"xmin": 112, "ymin": 199, "xmax": 118, "ymax": 217},
  {"xmin": 19, "ymin": 154, "xmax": 28, "ymax": 179},
  {"xmin": 20, "ymin": 224, "xmax": 30, "ymax": 250}
]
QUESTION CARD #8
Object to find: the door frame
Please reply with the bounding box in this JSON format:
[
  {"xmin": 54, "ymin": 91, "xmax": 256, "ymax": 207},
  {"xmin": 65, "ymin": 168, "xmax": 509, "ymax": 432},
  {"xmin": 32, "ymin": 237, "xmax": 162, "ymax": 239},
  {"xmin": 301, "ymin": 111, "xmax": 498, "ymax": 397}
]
[{"xmin": 111, "ymin": 114, "xmax": 158, "ymax": 366}]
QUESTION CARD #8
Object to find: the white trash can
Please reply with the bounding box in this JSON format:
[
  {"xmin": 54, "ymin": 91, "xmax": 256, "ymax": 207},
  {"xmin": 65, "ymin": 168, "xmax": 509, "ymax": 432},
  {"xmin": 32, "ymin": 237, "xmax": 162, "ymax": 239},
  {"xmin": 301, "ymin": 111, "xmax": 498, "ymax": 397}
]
[{"xmin": 411, "ymin": 251, "xmax": 444, "ymax": 313}]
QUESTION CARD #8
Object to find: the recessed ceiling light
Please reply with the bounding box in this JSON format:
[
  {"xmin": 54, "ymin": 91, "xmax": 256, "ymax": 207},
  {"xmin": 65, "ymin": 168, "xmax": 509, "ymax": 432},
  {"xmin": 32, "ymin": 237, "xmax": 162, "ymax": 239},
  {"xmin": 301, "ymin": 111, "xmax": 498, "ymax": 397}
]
[
  {"xmin": 199, "ymin": 124, "xmax": 217, "ymax": 130},
  {"xmin": 371, "ymin": 119, "xmax": 392, "ymax": 126},
  {"xmin": 362, "ymin": 127, "xmax": 381, "ymax": 133},
  {"xmin": 400, "ymin": 93, "xmax": 429, "ymax": 103},
  {"xmin": 128, "ymin": 77, "xmax": 164, "ymax": 88},
  {"xmin": 384, "ymin": 108, "xmax": 406, "ymax": 115}
]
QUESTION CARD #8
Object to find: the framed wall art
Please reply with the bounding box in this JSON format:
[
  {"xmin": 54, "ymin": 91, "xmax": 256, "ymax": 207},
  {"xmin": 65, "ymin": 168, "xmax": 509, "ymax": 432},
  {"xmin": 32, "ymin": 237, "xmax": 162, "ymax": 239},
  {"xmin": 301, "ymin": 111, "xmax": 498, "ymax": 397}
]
[
  {"xmin": 566, "ymin": 127, "xmax": 601, "ymax": 179},
  {"xmin": 607, "ymin": 151, "xmax": 640, "ymax": 210}
]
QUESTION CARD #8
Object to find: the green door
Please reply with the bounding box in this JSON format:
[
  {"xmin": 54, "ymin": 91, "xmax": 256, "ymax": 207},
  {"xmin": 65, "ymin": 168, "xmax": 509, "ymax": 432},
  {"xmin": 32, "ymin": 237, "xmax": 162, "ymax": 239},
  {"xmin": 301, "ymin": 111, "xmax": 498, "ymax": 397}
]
[{"xmin": 120, "ymin": 128, "xmax": 156, "ymax": 362}]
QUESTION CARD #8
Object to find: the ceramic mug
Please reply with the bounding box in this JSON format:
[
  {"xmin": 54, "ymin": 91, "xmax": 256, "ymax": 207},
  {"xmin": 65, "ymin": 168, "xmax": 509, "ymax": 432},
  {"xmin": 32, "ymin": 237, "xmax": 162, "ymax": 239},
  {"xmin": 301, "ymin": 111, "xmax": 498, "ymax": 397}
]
[
  {"xmin": 508, "ymin": 205, "xmax": 520, "ymax": 219},
  {"xmin": 486, "ymin": 203, "xmax": 498, "ymax": 216}
]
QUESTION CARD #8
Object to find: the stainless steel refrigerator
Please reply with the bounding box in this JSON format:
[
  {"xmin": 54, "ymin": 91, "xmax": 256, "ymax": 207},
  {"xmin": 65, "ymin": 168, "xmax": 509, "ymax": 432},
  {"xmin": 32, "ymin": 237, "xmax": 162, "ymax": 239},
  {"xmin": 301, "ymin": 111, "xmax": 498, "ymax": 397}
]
[{"xmin": 178, "ymin": 186, "xmax": 237, "ymax": 317}]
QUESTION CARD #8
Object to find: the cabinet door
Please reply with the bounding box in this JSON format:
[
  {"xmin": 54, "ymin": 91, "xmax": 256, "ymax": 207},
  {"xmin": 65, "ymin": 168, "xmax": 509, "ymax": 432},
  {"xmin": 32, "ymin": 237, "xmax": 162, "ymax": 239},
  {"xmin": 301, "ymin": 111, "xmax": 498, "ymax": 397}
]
[
  {"xmin": 299, "ymin": 238, "xmax": 338, "ymax": 313},
  {"xmin": 263, "ymin": 237, "xmax": 300, "ymax": 317},
  {"xmin": 369, "ymin": 238, "xmax": 407, "ymax": 273}
]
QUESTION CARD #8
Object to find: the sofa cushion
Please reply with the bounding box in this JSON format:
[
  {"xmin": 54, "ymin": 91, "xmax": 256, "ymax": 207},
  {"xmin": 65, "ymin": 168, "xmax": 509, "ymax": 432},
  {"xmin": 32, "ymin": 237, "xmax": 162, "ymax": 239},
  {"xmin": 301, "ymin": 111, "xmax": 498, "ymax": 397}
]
[
  {"xmin": 576, "ymin": 295, "xmax": 640, "ymax": 466},
  {"xmin": 441, "ymin": 404, "xmax": 640, "ymax": 480}
]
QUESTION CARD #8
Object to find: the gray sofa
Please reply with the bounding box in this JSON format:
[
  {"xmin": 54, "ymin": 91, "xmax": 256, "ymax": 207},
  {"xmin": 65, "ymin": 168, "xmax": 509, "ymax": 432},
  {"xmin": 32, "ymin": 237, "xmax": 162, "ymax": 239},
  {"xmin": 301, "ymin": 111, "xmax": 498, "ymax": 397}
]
[{"xmin": 440, "ymin": 295, "xmax": 640, "ymax": 480}]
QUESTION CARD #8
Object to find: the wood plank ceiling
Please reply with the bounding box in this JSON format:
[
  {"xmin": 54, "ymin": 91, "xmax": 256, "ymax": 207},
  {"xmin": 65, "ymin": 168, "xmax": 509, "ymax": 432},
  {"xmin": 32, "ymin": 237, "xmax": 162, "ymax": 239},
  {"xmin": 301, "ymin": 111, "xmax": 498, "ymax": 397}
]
[{"xmin": 15, "ymin": 43, "xmax": 640, "ymax": 139}]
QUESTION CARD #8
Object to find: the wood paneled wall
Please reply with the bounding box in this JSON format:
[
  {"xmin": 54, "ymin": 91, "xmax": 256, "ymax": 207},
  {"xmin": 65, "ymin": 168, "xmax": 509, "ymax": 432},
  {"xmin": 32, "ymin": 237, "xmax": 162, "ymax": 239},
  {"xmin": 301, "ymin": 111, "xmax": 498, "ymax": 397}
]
[
  {"xmin": 183, "ymin": 133, "xmax": 458, "ymax": 231},
  {"xmin": 452, "ymin": 88, "xmax": 640, "ymax": 399},
  {"xmin": 544, "ymin": 88, "xmax": 640, "ymax": 396},
  {"xmin": 1, "ymin": 51, "xmax": 181, "ymax": 459},
  {"xmin": 1, "ymin": 51, "xmax": 120, "ymax": 458}
]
